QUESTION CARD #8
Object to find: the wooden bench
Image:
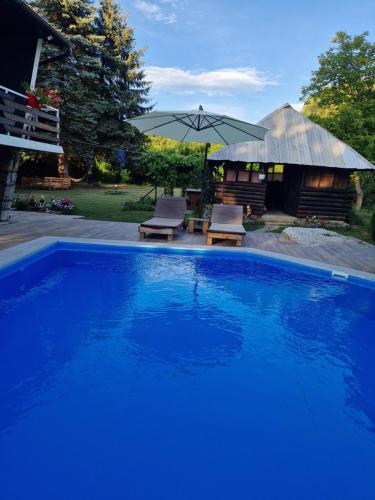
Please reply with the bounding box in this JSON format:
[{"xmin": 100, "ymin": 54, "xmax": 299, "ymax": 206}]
[{"xmin": 43, "ymin": 177, "xmax": 71, "ymax": 190}]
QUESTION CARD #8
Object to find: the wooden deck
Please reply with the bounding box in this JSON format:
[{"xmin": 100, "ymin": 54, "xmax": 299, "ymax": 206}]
[{"xmin": 1, "ymin": 211, "xmax": 375, "ymax": 274}]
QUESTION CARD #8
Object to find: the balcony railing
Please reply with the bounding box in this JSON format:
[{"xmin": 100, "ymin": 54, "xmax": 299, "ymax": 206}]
[{"xmin": 0, "ymin": 85, "xmax": 63, "ymax": 154}]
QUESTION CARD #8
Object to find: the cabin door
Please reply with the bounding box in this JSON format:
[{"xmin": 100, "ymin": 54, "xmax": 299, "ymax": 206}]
[
  {"xmin": 265, "ymin": 181, "xmax": 284, "ymax": 211},
  {"xmin": 283, "ymin": 166, "xmax": 302, "ymax": 216}
]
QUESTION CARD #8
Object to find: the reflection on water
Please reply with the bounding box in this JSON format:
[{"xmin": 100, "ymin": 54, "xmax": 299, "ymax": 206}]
[{"xmin": 0, "ymin": 247, "xmax": 374, "ymax": 500}]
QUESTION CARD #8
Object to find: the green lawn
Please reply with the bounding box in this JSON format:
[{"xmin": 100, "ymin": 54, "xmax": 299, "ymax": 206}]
[
  {"xmin": 332, "ymin": 209, "xmax": 374, "ymax": 243},
  {"xmin": 15, "ymin": 186, "xmax": 374, "ymax": 243},
  {"xmin": 15, "ymin": 185, "xmax": 171, "ymax": 223}
]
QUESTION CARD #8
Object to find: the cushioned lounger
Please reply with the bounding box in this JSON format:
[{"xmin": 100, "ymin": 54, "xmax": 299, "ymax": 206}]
[
  {"xmin": 207, "ymin": 204, "xmax": 246, "ymax": 247},
  {"xmin": 139, "ymin": 197, "xmax": 186, "ymax": 241}
]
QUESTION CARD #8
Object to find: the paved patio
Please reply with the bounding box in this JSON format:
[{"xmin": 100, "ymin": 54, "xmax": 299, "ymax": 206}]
[{"xmin": 1, "ymin": 211, "xmax": 375, "ymax": 273}]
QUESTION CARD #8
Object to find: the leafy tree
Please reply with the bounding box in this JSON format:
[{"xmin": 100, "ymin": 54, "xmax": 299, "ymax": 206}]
[
  {"xmin": 141, "ymin": 148, "xmax": 205, "ymax": 194},
  {"xmin": 301, "ymin": 32, "xmax": 375, "ymax": 208}
]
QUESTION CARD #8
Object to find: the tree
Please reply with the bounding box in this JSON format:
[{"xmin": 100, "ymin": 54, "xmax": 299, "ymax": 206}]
[
  {"xmin": 301, "ymin": 32, "xmax": 375, "ymax": 209},
  {"xmin": 95, "ymin": 0, "xmax": 151, "ymax": 174},
  {"xmin": 30, "ymin": 0, "xmax": 105, "ymax": 175},
  {"xmin": 30, "ymin": 0, "xmax": 150, "ymax": 178}
]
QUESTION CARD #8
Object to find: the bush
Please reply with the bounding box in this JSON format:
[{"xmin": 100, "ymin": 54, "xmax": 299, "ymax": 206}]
[
  {"xmin": 347, "ymin": 207, "xmax": 362, "ymax": 225},
  {"xmin": 13, "ymin": 197, "xmax": 29, "ymax": 210},
  {"xmin": 371, "ymin": 211, "xmax": 375, "ymax": 241},
  {"xmin": 120, "ymin": 169, "xmax": 130, "ymax": 184}
]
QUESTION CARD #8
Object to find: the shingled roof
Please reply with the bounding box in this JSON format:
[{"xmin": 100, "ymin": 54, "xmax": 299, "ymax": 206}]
[{"xmin": 209, "ymin": 103, "xmax": 374, "ymax": 170}]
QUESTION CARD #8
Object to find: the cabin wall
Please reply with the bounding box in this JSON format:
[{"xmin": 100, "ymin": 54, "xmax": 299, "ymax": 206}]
[
  {"xmin": 213, "ymin": 162, "xmax": 354, "ymax": 220},
  {"xmin": 215, "ymin": 182, "xmax": 266, "ymax": 216},
  {"xmin": 296, "ymin": 168, "xmax": 354, "ymax": 220},
  {"xmin": 214, "ymin": 162, "xmax": 267, "ymax": 216}
]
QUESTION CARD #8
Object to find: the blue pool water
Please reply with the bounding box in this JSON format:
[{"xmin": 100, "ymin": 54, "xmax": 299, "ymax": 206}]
[{"xmin": 0, "ymin": 243, "xmax": 374, "ymax": 500}]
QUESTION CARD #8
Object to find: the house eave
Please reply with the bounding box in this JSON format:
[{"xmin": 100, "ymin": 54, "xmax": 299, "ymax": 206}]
[{"xmin": 0, "ymin": 134, "xmax": 64, "ymax": 154}]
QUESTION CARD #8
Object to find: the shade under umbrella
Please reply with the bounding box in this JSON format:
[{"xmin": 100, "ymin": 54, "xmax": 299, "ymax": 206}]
[{"xmin": 126, "ymin": 106, "xmax": 268, "ymax": 212}]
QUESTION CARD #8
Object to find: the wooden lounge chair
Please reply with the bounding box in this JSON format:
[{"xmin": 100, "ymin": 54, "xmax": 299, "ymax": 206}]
[
  {"xmin": 139, "ymin": 197, "xmax": 186, "ymax": 241},
  {"xmin": 207, "ymin": 204, "xmax": 246, "ymax": 247}
]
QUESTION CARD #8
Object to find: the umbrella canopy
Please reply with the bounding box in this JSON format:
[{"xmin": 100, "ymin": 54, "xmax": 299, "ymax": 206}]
[
  {"xmin": 126, "ymin": 106, "xmax": 268, "ymax": 214},
  {"xmin": 126, "ymin": 106, "xmax": 268, "ymax": 145}
]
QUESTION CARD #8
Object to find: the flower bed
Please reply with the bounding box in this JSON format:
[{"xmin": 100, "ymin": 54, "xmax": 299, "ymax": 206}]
[{"xmin": 13, "ymin": 195, "xmax": 75, "ymax": 214}]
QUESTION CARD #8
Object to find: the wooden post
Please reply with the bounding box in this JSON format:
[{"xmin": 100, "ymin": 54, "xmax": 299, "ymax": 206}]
[
  {"xmin": 354, "ymin": 174, "xmax": 363, "ymax": 211},
  {"xmin": 0, "ymin": 148, "xmax": 20, "ymax": 223},
  {"xmin": 199, "ymin": 142, "xmax": 211, "ymax": 217}
]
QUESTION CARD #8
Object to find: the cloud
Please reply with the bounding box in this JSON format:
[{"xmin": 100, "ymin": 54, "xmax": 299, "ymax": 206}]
[
  {"xmin": 145, "ymin": 66, "xmax": 277, "ymax": 96},
  {"xmin": 291, "ymin": 102, "xmax": 304, "ymax": 112},
  {"xmin": 134, "ymin": 1, "xmax": 177, "ymax": 23},
  {"xmin": 189, "ymin": 103, "xmax": 248, "ymax": 120}
]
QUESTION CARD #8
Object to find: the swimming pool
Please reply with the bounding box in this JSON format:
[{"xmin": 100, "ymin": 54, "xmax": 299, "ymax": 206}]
[{"xmin": 0, "ymin": 240, "xmax": 374, "ymax": 500}]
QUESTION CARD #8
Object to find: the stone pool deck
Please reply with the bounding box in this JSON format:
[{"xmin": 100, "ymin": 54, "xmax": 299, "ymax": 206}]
[{"xmin": 1, "ymin": 211, "xmax": 375, "ymax": 274}]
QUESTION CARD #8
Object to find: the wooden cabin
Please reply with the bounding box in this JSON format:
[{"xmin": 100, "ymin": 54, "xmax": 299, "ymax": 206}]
[
  {"xmin": 0, "ymin": 0, "xmax": 72, "ymax": 222},
  {"xmin": 209, "ymin": 104, "xmax": 375, "ymax": 221}
]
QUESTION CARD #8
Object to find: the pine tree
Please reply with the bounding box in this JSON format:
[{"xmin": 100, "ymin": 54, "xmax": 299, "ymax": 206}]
[
  {"xmin": 30, "ymin": 0, "xmax": 105, "ymax": 174},
  {"xmin": 95, "ymin": 0, "xmax": 151, "ymax": 170}
]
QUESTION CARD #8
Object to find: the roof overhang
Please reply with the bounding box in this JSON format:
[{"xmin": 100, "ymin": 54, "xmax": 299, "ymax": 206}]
[
  {"xmin": 0, "ymin": 134, "xmax": 64, "ymax": 155},
  {"xmin": 5, "ymin": 0, "xmax": 73, "ymax": 49}
]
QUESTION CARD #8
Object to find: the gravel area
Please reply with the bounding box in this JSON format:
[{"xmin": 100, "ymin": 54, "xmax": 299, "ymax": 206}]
[{"xmin": 282, "ymin": 227, "xmax": 348, "ymax": 246}]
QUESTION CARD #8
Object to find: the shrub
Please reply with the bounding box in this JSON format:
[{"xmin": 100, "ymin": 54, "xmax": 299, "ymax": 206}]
[
  {"xmin": 371, "ymin": 211, "xmax": 375, "ymax": 241},
  {"xmin": 347, "ymin": 207, "xmax": 362, "ymax": 226},
  {"xmin": 13, "ymin": 197, "xmax": 29, "ymax": 210},
  {"xmin": 120, "ymin": 169, "xmax": 130, "ymax": 184}
]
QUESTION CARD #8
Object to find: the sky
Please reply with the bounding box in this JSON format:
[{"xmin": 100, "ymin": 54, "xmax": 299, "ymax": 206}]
[{"xmin": 121, "ymin": 0, "xmax": 375, "ymax": 123}]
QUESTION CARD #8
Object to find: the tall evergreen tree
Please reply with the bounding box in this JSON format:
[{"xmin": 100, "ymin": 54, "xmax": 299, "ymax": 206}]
[
  {"xmin": 29, "ymin": 0, "xmax": 108, "ymax": 174},
  {"xmin": 95, "ymin": 0, "xmax": 151, "ymax": 169}
]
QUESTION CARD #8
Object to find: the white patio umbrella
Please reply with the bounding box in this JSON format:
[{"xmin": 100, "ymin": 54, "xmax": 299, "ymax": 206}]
[{"xmin": 126, "ymin": 106, "xmax": 268, "ymax": 209}]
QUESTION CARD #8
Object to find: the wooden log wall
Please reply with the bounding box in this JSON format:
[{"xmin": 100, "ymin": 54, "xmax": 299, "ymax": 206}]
[
  {"xmin": 215, "ymin": 182, "xmax": 266, "ymax": 216},
  {"xmin": 296, "ymin": 189, "xmax": 354, "ymax": 220}
]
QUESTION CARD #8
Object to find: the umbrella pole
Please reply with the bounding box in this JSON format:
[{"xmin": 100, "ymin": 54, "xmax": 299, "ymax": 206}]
[{"xmin": 199, "ymin": 142, "xmax": 211, "ymax": 216}]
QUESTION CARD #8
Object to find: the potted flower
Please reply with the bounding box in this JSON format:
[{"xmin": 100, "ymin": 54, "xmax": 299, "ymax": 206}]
[{"xmin": 22, "ymin": 83, "xmax": 56, "ymax": 109}]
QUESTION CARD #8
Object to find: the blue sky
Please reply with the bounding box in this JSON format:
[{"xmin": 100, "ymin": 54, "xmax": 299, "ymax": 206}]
[{"xmin": 121, "ymin": 0, "xmax": 374, "ymax": 123}]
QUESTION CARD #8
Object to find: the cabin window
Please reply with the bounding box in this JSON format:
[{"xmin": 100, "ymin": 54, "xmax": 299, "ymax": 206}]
[
  {"xmin": 251, "ymin": 172, "xmax": 262, "ymax": 184},
  {"xmin": 226, "ymin": 169, "xmax": 237, "ymax": 182},
  {"xmin": 238, "ymin": 170, "xmax": 250, "ymax": 182},
  {"xmin": 224, "ymin": 163, "xmax": 270, "ymax": 183},
  {"xmin": 305, "ymin": 173, "xmax": 320, "ymax": 188},
  {"xmin": 305, "ymin": 170, "xmax": 347, "ymax": 190},
  {"xmin": 319, "ymin": 174, "xmax": 334, "ymax": 188},
  {"xmin": 267, "ymin": 164, "xmax": 284, "ymax": 182},
  {"xmin": 334, "ymin": 175, "xmax": 348, "ymax": 190}
]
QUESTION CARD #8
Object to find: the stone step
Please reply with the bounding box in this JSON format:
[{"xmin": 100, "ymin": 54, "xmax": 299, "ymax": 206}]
[{"xmin": 262, "ymin": 213, "xmax": 297, "ymax": 224}]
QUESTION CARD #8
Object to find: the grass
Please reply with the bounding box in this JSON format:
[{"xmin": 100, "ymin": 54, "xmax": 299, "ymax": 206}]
[
  {"xmin": 243, "ymin": 221, "xmax": 265, "ymax": 232},
  {"xmin": 332, "ymin": 209, "xmax": 373, "ymax": 243},
  {"xmin": 15, "ymin": 185, "xmax": 176, "ymax": 223},
  {"xmin": 14, "ymin": 186, "xmax": 374, "ymax": 242}
]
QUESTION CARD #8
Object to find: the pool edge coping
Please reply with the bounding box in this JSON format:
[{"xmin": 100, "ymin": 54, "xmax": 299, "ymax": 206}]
[{"xmin": 1, "ymin": 235, "xmax": 375, "ymax": 284}]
